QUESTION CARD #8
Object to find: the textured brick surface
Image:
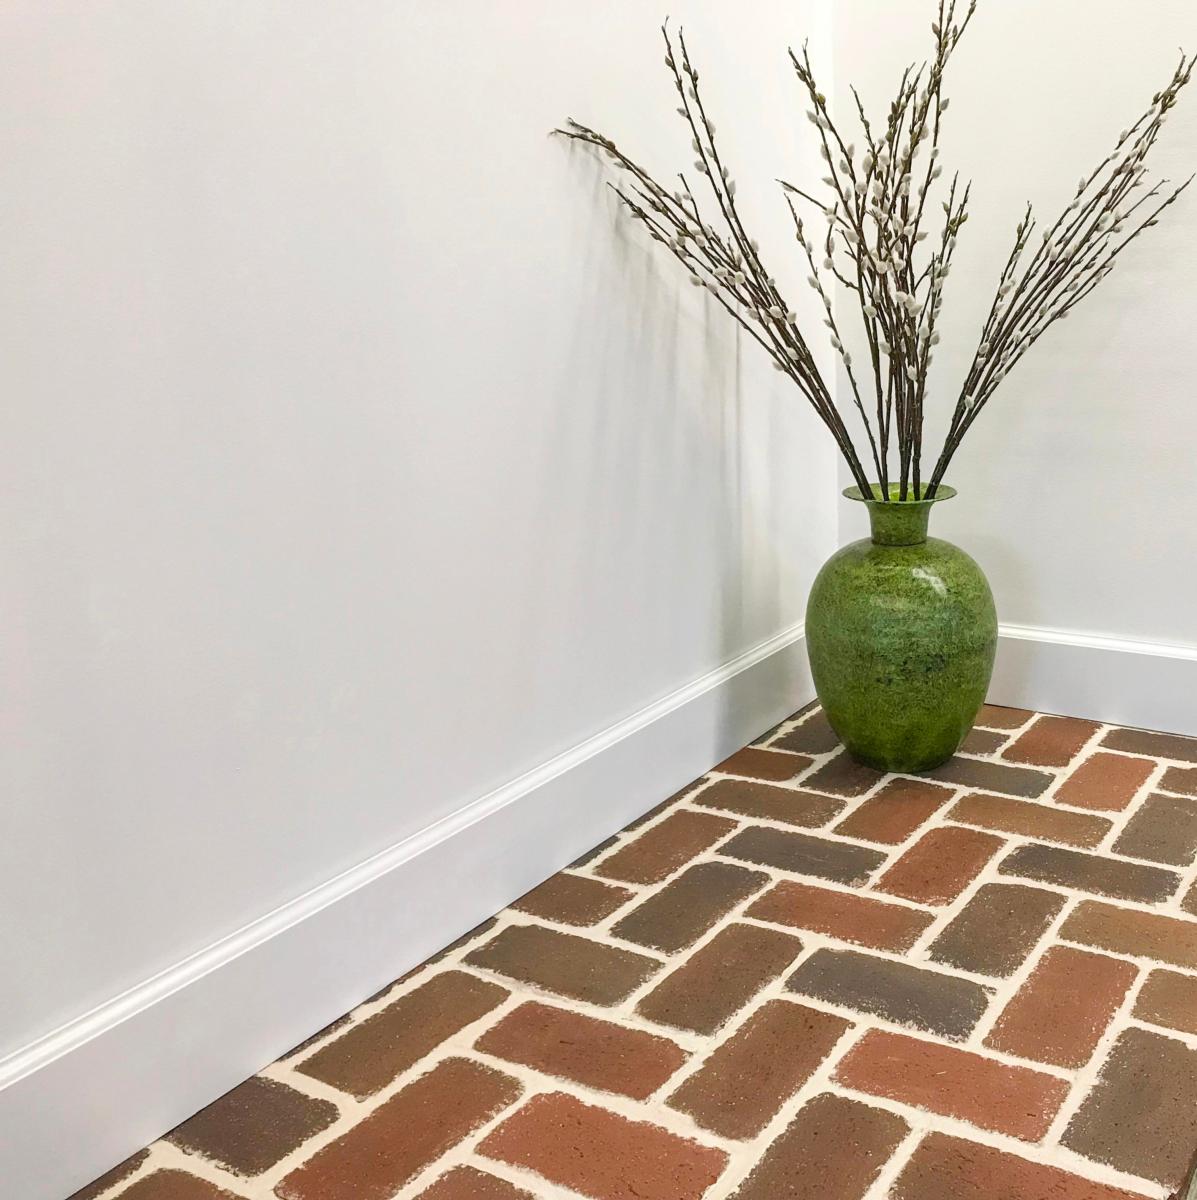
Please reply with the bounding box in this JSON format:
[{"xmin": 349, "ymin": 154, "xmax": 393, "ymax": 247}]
[
  {"xmin": 787, "ymin": 948, "xmax": 991, "ymax": 1040},
  {"xmin": 923, "ymin": 756, "xmax": 1053, "ymax": 797},
  {"xmin": 832, "ymin": 778, "xmax": 955, "ymax": 844},
  {"xmin": 774, "ymin": 709, "xmax": 840, "ymax": 754},
  {"xmin": 1063, "ymin": 1027, "xmax": 1197, "ymax": 1188},
  {"xmin": 512, "ymin": 872, "xmax": 633, "ymax": 926},
  {"xmin": 167, "ymin": 1076, "xmax": 338, "ymax": 1175},
  {"xmin": 694, "ymin": 778, "xmax": 843, "ymax": 827},
  {"xmin": 801, "ymin": 751, "xmax": 885, "ymax": 797},
  {"xmin": 720, "ymin": 824, "xmax": 886, "ymax": 884},
  {"xmin": 479, "ymin": 1091, "xmax": 727, "ymax": 1200},
  {"xmin": 948, "ymin": 791, "xmax": 1111, "ymax": 846},
  {"xmin": 465, "ymin": 924, "xmax": 659, "ymax": 1004},
  {"xmin": 1113, "ymin": 792, "xmax": 1197, "ymax": 865},
  {"xmin": 1055, "ymin": 751, "xmax": 1156, "ymax": 811},
  {"xmin": 715, "ymin": 746, "xmax": 812, "ymax": 781},
  {"xmin": 116, "ymin": 1174, "xmax": 242, "ymax": 1200},
  {"xmin": 1102, "ymin": 726, "xmax": 1197, "ymax": 763},
  {"xmin": 976, "ymin": 703, "xmax": 1034, "ymax": 729},
  {"xmin": 1061, "ymin": 900, "xmax": 1197, "ymax": 968},
  {"xmin": 730, "ymin": 1093, "xmax": 908, "ymax": 1200},
  {"xmin": 747, "ymin": 880, "xmax": 934, "ymax": 951},
  {"xmin": 416, "ymin": 1166, "xmax": 535, "ymax": 1199},
  {"xmin": 299, "ymin": 970, "xmax": 508, "ymax": 1098},
  {"xmin": 277, "ymin": 1058, "xmax": 520, "ymax": 1200},
  {"xmin": 928, "ymin": 883, "xmax": 1065, "ymax": 977},
  {"xmin": 835, "ymin": 1029, "xmax": 1069, "ymax": 1140},
  {"xmin": 1161, "ymin": 765, "xmax": 1197, "ymax": 796},
  {"xmin": 1134, "ymin": 969, "xmax": 1197, "ymax": 1035},
  {"xmin": 637, "ymin": 923, "xmax": 802, "ymax": 1034},
  {"xmin": 476, "ymin": 1001, "xmax": 687, "ymax": 1099},
  {"xmin": 593, "ymin": 810, "xmax": 736, "ymax": 883},
  {"xmin": 667, "ymin": 1001, "xmax": 850, "ymax": 1139},
  {"xmin": 1000, "ymin": 842, "xmax": 1180, "ymax": 903},
  {"xmin": 961, "ymin": 726, "xmax": 1009, "ymax": 754},
  {"xmin": 611, "ymin": 860, "xmax": 768, "ymax": 952},
  {"xmin": 1003, "ymin": 715, "xmax": 1100, "ymax": 766},
  {"xmin": 874, "ymin": 826, "xmax": 1003, "ymax": 904},
  {"xmin": 986, "ymin": 946, "xmax": 1137, "ymax": 1066}
]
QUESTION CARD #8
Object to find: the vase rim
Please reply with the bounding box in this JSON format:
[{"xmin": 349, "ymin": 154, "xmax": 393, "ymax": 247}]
[{"xmin": 843, "ymin": 483, "xmax": 957, "ymax": 507}]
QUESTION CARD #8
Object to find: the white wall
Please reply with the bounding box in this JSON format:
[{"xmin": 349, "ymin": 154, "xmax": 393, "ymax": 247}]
[
  {"xmin": 0, "ymin": 0, "xmax": 835, "ymax": 1164},
  {"xmin": 834, "ymin": 0, "xmax": 1197, "ymax": 653}
]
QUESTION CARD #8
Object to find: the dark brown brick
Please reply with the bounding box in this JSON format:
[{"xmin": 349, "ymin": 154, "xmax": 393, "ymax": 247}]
[
  {"xmin": 168, "ymin": 1076, "xmax": 338, "ymax": 1176},
  {"xmin": 986, "ymin": 947, "xmax": 1137, "ymax": 1066},
  {"xmin": 694, "ymin": 779, "xmax": 843, "ymax": 828},
  {"xmin": 637, "ymin": 923, "xmax": 802, "ymax": 1034},
  {"xmin": 774, "ymin": 709, "xmax": 841, "ymax": 754},
  {"xmin": 115, "ymin": 1174, "xmax": 241, "ymax": 1200},
  {"xmin": 715, "ymin": 746, "xmax": 812, "ymax": 781},
  {"xmin": 298, "ymin": 970, "xmax": 508, "ymax": 1098},
  {"xmin": 1102, "ymin": 726, "xmax": 1197, "ymax": 763},
  {"xmin": 278, "ymin": 1058, "xmax": 520, "ymax": 1200},
  {"xmin": 594, "ymin": 810, "xmax": 736, "ymax": 884},
  {"xmin": 1161, "ymin": 765, "xmax": 1197, "ymax": 796},
  {"xmin": 1134, "ymin": 969, "xmax": 1197, "ymax": 1036},
  {"xmin": 1055, "ymin": 752, "xmax": 1156, "ymax": 811},
  {"xmin": 611, "ymin": 861, "xmax": 768, "ymax": 952},
  {"xmin": 874, "ymin": 826, "xmax": 1003, "ymax": 905},
  {"xmin": 1061, "ymin": 900, "xmax": 1197, "ymax": 968},
  {"xmin": 478, "ymin": 1091, "xmax": 727, "ymax": 1200},
  {"xmin": 835, "ymin": 1029, "xmax": 1068, "ymax": 1140},
  {"xmin": 511, "ymin": 872, "xmax": 633, "ymax": 926},
  {"xmin": 730, "ymin": 1093, "xmax": 908, "ymax": 1200},
  {"xmin": 960, "ymin": 727, "xmax": 1009, "ymax": 755},
  {"xmin": 747, "ymin": 880, "xmax": 934, "ymax": 951},
  {"xmin": 1000, "ymin": 842, "xmax": 1180, "ymax": 903},
  {"xmin": 1003, "ymin": 715, "xmax": 1100, "ymax": 767},
  {"xmin": 416, "ymin": 1166, "xmax": 535, "ymax": 1199},
  {"xmin": 801, "ymin": 751, "xmax": 885, "ymax": 797},
  {"xmin": 719, "ymin": 825, "xmax": 886, "ymax": 885},
  {"xmin": 67, "ymin": 1152, "xmax": 150, "ymax": 1200},
  {"xmin": 928, "ymin": 883, "xmax": 1065, "ymax": 977},
  {"xmin": 922, "ymin": 756, "xmax": 1054, "ymax": 797},
  {"xmin": 976, "ymin": 704, "xmax": 1034, "ymax": 730},
  {"xmin": 948, "ymin": 792, "xmax": 1111, "ymax": 847},
  {"xmin": 465, "ymin": 924, "xmax": 659, "ymax": 1005},
  {"xmin": 1113, "ymin": 793, "xmax": 1197, "ymax": 865},
  {"xmin": 833, "ymin": 778, "xmax": 955, "ymax": 845},
  {"xmin": 476, "ymin": 1001, "xmax": 687, "ymax": 1099},
  {"xmin": 892, "ymin": 1133, "xmax": 1153, "ymax": 1200},
  {"xmin": 667, "ymin": 1001, "xmax": 850, "ymax": 1139},
  {"xmin": 1063, "ymin": 1027, "xmax": 1197, "ymax": 1188},
  {"xmin": 787, "ymin": 948, "xmax": 991, "ymax": 1040}
]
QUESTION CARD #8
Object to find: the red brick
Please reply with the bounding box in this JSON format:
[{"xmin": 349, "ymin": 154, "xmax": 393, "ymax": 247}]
[
  {"xmin": 746, "ymin": 880, "xmax": 934, "ymax": 951},
  {"xmin": 67, "ymin": 1151, "xmax": 149, "ymax": 1200},
  {"xmin": 715, "ymin": 746, "xmax": 812, "ymax": 781},
  {"xmin": 1113, "ymin": 792, "xmax": 1197, "ymax": 865},
  {"xmin": 694, "ymin": 779, "xmax": 843, "ymax": 827},
  {"xmin": 1061, "ymin": 900, "xmax": 1197, "ymax": 968},
  {"xmin": 298, "ymin": 971, "xmax": 508, "ymax": 1098},
  {"xmin": 891, "ymin": 1133, "xmax": 1152, "ymax": 1200},
  {"xmin": 730, "ymin": 1093, "xmax": 908, "ymax": 1200},
  {"xmin": 948, "ymin": 791, "xmax": 1111, "ymax": 847},
  {"xmin": 1162, "ymin": 765, "xmax": 1197, "ymax": 796},
  {"xmin": 667, "ymin": 1001, "xmax": 850, "ymax": 1139},
  {"xmin": 1056, "ymin": 752, "xmax": 1156, "ymax": 811},
  {"xmin": 986, "ymin": 946, "xmax": 1137, "ymax": 1066},
  {"xmin": 977, "ymin": 704, "xmax": 1034, "ymax": 729},
  {"xmin": 276, "ymin": 1058, "xmax": 520, "ymax": 1200},
  {"xmin": 416, "ymin": 1167, "xmax": 534, "ymax": 1199},
  {"xmin": 116, "ymin": 1174, "xmax": 242, "ymax": 1200},
  {"xmin": 801, "ymin": 751, "xmax": 885, "ymax": 797},
  {"xmin": 774, "ymin": 709, "xmax": 841, "ymax": 754},
  {"xmin": 479, "ymin": 1091, "xmax": 727, "ymax": 1200},
  {"xmin": 1004, "ymin": 715, "xmax": 1100, "ymax": 767},
  {"xmin": 928, "ymin": 883, "xmax": 1065, "ymax": 977},
  {"xmin": 1102, "ymin": 726, "xmax": 1197, "ymax": 763},
  {"xmin": 1134, "ymin": 969, "xmax": 1197, "ymax": 1036},
  {"xmin": 835, "ymin": 1029, "xmax": 1069, "ymax": 1140},
  {"xmin": 475, "ymin": 1001, "xmax": 687, "ymax": 1099},
  {"xmin": 637, "ymin": 923, "xmax": 802, "ymax": 1034},
  {"xmin": 832, "ymin": 778, "xmax": 955, "ymax": 845},
  {"xmin": 594, "ymin": 811, "xmax": 736, "ymax": 884},
  {"xmin": 874, "ymin": 826, "xmax": 1004, "ymax": 905},
  {"xmin": 511, "ymin": 872, "xmax": 633, "ymax": 926}
]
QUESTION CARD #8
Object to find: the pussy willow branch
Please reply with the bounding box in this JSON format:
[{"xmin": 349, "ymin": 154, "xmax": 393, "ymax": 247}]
[{"xmin": 556, "ymin": 3, "xmax": 1191, "ymax": 500}]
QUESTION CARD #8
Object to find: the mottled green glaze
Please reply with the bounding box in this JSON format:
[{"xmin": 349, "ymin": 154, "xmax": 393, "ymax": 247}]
[{"xmin": 806, "ymin": 484, "xmax": 997, "ymax": 773}]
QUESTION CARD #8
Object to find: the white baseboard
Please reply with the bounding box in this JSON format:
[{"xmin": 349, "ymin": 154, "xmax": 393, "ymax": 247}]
[
  {"xmin": 0, "ymin": 624, "xmax": 813, "ymax": 1200},
  {"xmin": 992, "ymin": 622, "xmax": 1197, "ymax": 736}
]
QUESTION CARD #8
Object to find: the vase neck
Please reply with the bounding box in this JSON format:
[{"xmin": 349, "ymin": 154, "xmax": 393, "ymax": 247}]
[{"xmin": 867, "ymin": 502, "xmax": 932, "ymax": 546}]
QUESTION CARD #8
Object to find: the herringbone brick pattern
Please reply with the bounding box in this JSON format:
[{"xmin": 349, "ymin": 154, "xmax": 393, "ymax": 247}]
[{"xmin": 72, "ymin": 704, "xmax": 1197, "ymax": 1200}]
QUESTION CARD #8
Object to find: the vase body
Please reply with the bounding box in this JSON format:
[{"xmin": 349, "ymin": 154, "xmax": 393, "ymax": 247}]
[{"xmin": 806, "ymin": 485, "xmax": 997, "ymax": 773}]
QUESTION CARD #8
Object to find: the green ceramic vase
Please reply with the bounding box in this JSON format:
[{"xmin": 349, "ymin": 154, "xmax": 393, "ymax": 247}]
[{"xmin": 805, "ymin": 484, "xmax": 997, "ymax": 773}]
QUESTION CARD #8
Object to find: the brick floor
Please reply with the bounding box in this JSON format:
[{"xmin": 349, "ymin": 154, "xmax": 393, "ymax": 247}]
[{"xmin": 73, "ymin": 702, "xmax": 1197, "ymax": 1200}]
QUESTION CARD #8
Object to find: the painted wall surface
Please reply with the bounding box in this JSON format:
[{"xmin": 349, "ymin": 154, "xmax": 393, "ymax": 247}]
[
  {"xmin": 0, "ymin": 3, "xmax": 837, "ymax": 1063},
  {"xmin": 834, "ymin": 0, "xmax": 1197, "ymax": 648}
]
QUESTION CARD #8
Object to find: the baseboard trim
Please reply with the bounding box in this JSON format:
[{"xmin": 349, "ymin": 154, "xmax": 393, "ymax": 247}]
[
  {"xmin": 0, "ymin": 623, "xmax": 813, "ymax": 1200},
  {"xmin": 993, "ymin": 622, "xmax": 1197, "ymax": 736}
]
